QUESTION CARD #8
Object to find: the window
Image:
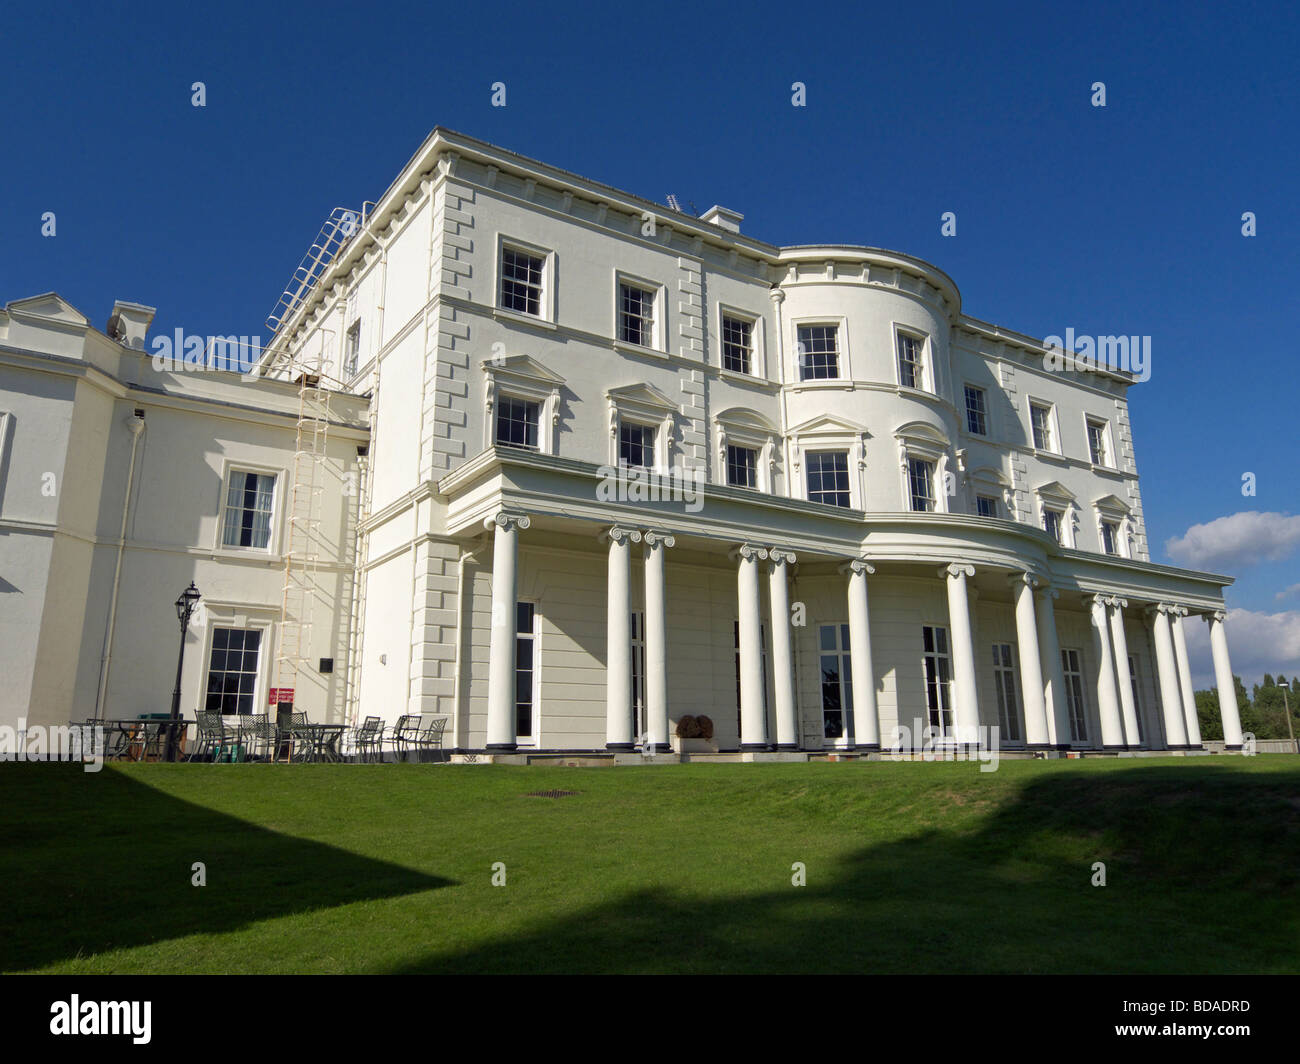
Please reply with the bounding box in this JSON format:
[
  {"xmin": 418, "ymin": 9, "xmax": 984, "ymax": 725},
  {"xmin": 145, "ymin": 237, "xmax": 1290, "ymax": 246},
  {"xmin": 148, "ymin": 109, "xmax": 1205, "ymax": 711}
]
[
  {"xmin": 496, "ymin": 396, "xmax": 540, "ymax": 451},
  {"xmin": 515, "ymin": 602, "xmax": 537, "ymax": 740},
  {"xmin": 1030, "ymin": 402, "xmax": 1054, "ymax": 451},
  {"xmin": 1061, "ymin": 648, "xmax": 1089, "ymax": 743},
  {"xmin": 734, "ymin": 621, "xmax": 770, "ymax": 738},
  {"xmin": 221, "ymin": 470, "xmax": 275, "ymax": 549},
  {"xmin": 1087, "ymin": 418, "xmax": 1110, "ymax": 466},
  {"xmin": 631, "ymin": 611, "xmax": 646, "ymax": 741},
  {"xmin": 619, "ymin": 282, "xmax": 656, "ymax": 347},
  {"xmin": 796, "ymin": 324, "xmax": 840, "ymax": 380},
  {"xmin": 818, "ymin": 624, "xmax": 853, "ymax": 740},
  {"xmin": 726, "ymin": 444, "xmax": 758, "ymax": 488},
  {"xmin": 344, "ymin": 320, "xmax": 361, "ymax": 378},
  {"xmin": 923, "ymin": 626, "xmax": 953, "ymax": 738},
  {"xmin": 897, "ymin": 333, "xmax": 924, "ymax": 390},
  {"xmin": 964, "ymin": 385, "xmax": 987, "ymax": 436},
  {"xmin": 1100, "ymin": 519, "xmax": 1119, "ymax": 556},
  {"xmin": 619, "ymin": 422, "xmax": 656, "ymax": 469},
  {"xmin": 205, "ymin": 628, "xmax": 262, "ymax": 715},
  {"xmin": 806, "ymin": 450, "xmax": 850, "ymax": 507},
  {"xmin": 992, "ymin": 643, "xmax": 1021, "ymax": 743},
  {"xmin": 976, "ymin": 495, "xmax": 1000, "ymax": 519},
  {"xmin": 722, "ymin": 314, "xmax": 753, "ymax": 375},
  {"xmin": 908, "ymin": 457, "xmax": 936, "ymax": 513},
  {"xmin": 1042, "ymin": 507, "xmax": 1063, "ymax": 544},
  {"xmin": 1128, "ymin": 655, "xmax": 1145, "ymax": 746},
  {"xmin": 500, "ymin": 246, "xmax": 545, "ymax": 317}
]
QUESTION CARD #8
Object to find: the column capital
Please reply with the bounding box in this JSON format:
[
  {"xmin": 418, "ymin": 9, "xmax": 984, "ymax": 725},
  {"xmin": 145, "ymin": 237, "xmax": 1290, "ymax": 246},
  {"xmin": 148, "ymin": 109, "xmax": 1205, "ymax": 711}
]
[
  {"xmin": 1007, "ymin": 571, "xmax": 1043, "ymax": 590},
  {"xmin": 1036, "ymin": 584, "xmax": 1061, "ymax": 602},
  {"xmin": 1145, "ymin": 602, "xmax": 1180, "ymax": 618},
  {"xmin": 839, "ymin": 556, "xmax": 875, "ymax": 576},
  {"xmin": 731, "ymin": 543, "xmax": 768, "ymax": 562},
  {"xmin": 643, "ymin": 529, "xmax": 676, "ymax": 548},
  {"xmin": 483, "ymin": 510, "xmax": 530, "ymax": 533},
  {"xmin": 600, "ymin": 526, "xmax": 642, "ymax": 546},
  {"xmin": 1208, "ymin": 608, "xmax": 1228, "ymax": 622},
  {"xmin": 940, "ymin": 562, "xmax": 975, "ymax": 580},
  {"xmin": 767, "ymin": 547, "xmax": 797, "ymax": 565},
  {"xmin": 1086, "ymin": 592, "xmax": 1111, "ymax": 609},
  {"xmin": 1107, "ymin": 595, "xmax": 1128, "ymax": 610},
  {"xmin": 769, "ymin": 288, "xmax": 786, "ymax": 305}
]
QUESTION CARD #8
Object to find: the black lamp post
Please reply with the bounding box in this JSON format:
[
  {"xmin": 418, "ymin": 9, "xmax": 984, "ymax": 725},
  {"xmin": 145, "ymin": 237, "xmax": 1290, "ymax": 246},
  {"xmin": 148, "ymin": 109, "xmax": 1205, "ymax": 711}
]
[{"xmin": 167, "ymin": 582, "xmax": 202, "ymax": 762}]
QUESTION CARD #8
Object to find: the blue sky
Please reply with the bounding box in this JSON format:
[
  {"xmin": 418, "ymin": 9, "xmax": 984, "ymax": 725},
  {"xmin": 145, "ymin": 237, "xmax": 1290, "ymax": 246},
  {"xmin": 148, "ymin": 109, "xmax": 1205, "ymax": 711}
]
[{"xmin": 2, "ymin": 0, "xmax": 1297, "ymax": 684}]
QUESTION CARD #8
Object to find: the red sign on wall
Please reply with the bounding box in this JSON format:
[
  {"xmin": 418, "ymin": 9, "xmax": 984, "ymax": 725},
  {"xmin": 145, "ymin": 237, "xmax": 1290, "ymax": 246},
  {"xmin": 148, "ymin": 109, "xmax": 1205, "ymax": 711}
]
[{"xmin": 269, "ymin": 688, "xmax": 295, "ymax": 706}]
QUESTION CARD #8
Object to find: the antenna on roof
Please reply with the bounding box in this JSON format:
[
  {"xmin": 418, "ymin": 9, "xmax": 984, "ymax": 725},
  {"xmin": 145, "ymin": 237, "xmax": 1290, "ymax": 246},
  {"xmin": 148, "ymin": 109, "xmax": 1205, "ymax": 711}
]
[{"xmin": 666, "ymin": 194, "xmax": 682, "ymax": 212}]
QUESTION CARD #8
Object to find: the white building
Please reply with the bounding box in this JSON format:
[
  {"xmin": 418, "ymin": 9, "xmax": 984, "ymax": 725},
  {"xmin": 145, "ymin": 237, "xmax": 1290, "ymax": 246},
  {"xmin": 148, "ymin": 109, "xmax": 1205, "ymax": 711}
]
[{"xmin": 0, "ymin": 127, "xmax": 1246, "ymax": 756}]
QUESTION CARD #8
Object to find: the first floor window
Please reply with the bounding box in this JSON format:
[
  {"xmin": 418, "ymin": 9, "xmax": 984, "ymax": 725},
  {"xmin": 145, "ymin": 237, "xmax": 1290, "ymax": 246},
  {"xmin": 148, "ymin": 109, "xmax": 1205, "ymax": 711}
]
[
  {"xmin": 222, "ymin": 470, "xmax": 275, "ymax": 549},
  {"xmin": 923, "ymin": 626, "xmax": 953, "ymax": 738},
  {"xmin": 496, "ymin": 396, "xmax": 540, "ymax": 451},
  {"xmin": 992, "ymin": 643, "xmax": 1021, "ymax": 743},
  {"xmin": 806, "ymin": 450, "xmax": 850, "ymax": 507},
  {"xmin": 964, "ymin": 385, "xmax": 987, "ymax": 435},
  {"xmin": 726, "ymin": 444, "xmax": 758, "ymax": 488},
  {"xmin": 344, "ymin": 320, "xmax": 361, "ymax": 378},
  {"xmin": 1061, "ymin": 648, "xmax": 1089, "ymax": 743},
  {"xmin": 516, "ymin": 602, "xmax": 537, "ymax": 739},
  {"xmin": 908, "ymin": 457, "xmax": 936, "ymax": 512},
  {"xmin": 1043, "ymin": 507, "xmax": 1063, "ymax": 544},
  {"xmin": 897, "ymin": 333, "xmax": 924, "ymax": 389},
  {"xmin": 976, "ymin": 494, "xmax": 999, "ymax": 519},
  {"xmin": 205, "ymin": 628, "xmax": 262, "ymax": 715},
  {"xmin": 796, "ymin": 324, "xmax": 840, "ymax": 380},
  {"xmin": 619, "ymin": 282, "xmax": 656, "ymax": 347},
  {"xmin": 1087, "ymin": 418, "xmax": 1110, "ymax": 466},
  {"xmin": 619, "ymin": 421, "xmax": 656, "ymax": 468},
  {"xmin": 1030, "ymin": 402, "xmax": 1054, "ymax": 451},
  {"xmin": 819, "ymin": 624, "xmax": 853, "ymax": 740},
  {"xmin": 722, "ymin": 314, "xmax": 753, "ymax": 374},
  {"xmin": 1128, "ymin": 655, "xmax": 1145, "ymax": 746},
  {"xmin": 1101, "ymin": 519, "xmax": 1119, "ymax": 555},
  {"xmin": 500, "ymin": 246, "xmax": 545, "ymax": 316}
]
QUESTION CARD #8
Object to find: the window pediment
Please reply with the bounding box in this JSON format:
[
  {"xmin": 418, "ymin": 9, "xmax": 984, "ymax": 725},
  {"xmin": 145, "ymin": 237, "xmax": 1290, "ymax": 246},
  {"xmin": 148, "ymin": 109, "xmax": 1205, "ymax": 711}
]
[
  {"xmin": 485, "ymin": 354, "xmax": 565, "ymax": 396},
  {"xmin": 1093, "ymin": 493, "xmax": 1131, "ymax": 516},
  {"xmin": 788, "ymin": 412, "xmax": 867, "ymax": 439},
  {"xmin": 1034, "ymin": 480, "xmax": 1077, "ymax": 505},
  {"xmin": 606, "ymin": 382, "xmax": 677, "ymax": 417}
]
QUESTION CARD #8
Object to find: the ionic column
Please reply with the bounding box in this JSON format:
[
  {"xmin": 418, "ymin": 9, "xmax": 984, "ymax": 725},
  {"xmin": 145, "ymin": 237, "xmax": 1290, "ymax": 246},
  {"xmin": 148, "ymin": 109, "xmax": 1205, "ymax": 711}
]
[
  {"xmin": 1036, "ymin": 585, "xmax": 1070, "ymax": 747},
  {"xmin": 1206, "ymin": 609, "xmax": 1245, "ymax": 750},
  {"xmin": 1010, "ymin": 573, "xmax": 1050, "ymax": 749},
  {"xmin": 485, "ymin": 511, "xmax": 530, "ymax": 750},
  {"xmin": 642, "ymin": 530, "xmax": 675, "ymax": 752},
  {"xmin": 604, "ymin": 526, "xmax": 642, "ymax": 751},
  {"xmin": 768, "ymin": 548, "xmax": 799, "ymax": 751},
  {"xmin": 845, "ymin": 557, "xmax": 880, "ymax": 750},
  {"xmin": 1148, "ymin": 604, "xmax": 1189, "ymax": 749},
  {"xmin": 735, "ymin": 544, "xmax": 769, "ymax": 751},
  {"xmin": 941, "ymin": 563, "xmax": 980, "ymax": 746},
  {"xmin": 1088, "ymin": 594, "xmax": 1125, "ymax": 750},
  {"xmin": 1170, "ymin": 608, "xmax": 1203, "ymax": 748},
  {"xmin": 1107, "ymin": 597, "xmax": 1141, "ymax": 749}
]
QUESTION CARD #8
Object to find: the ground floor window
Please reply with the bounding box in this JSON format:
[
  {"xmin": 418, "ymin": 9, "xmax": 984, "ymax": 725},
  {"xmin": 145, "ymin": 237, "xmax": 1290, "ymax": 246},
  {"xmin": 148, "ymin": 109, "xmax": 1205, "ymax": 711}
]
[
  {"xmin": 631, "ymin": 610, "xmax": 646, "ymax": 740},
  {"xmin": 1128, "ymin": 655, "xmax": 1145, "ymax": 745},
  {"xmin": 923, "ymin": 625, "xmax": 952, "ymax": 737},
  {"xmin": 992, "ymin": 642, "xmax": 1021, "ymax": 743},
  {"xmin": 818, "ymin": 624, "xmax": 853, "ymax": 740},
  {"xmin": 1061, "ymin": 648, "xmax": 1089, "ymax": 743},
  {"xmin": 516, "ymin": 602, "xmax": 537, "ymax": 739},
  {"xmin": 734, "ymin": 620, "xmax": 769, "ymax": 738},
  {"xmin": 205, "ymin": 627, "xmax": 262, "ymax": 715}
]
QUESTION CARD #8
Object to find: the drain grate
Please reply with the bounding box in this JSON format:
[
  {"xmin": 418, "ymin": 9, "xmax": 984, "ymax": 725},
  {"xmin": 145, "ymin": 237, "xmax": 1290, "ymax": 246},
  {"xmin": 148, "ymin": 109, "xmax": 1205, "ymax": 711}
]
[{"xmin": 525, "ymin": 790, "xmax": 579, "ymax": 798}]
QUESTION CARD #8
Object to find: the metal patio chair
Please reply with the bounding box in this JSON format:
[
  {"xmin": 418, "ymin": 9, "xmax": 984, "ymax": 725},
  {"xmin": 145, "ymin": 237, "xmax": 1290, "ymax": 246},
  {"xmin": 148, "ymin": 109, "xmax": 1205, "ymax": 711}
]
[
  {"xmin": 274, "ymin": 711, "xmax": 310, "ymax": 762},
  {"xmin": 187, "ymin": 712, "xmax": 228, "ymax": 763},
  {"xmin": 352, "ymin": 716, "xmax": 384, "ymax": 762},
  {"xmin": 413, "ymin": 714, "xmax": 448, "ymax": 762},
  {"xmin": 391, "ymin": 714, "xmax": 422, "ymax": 762}
]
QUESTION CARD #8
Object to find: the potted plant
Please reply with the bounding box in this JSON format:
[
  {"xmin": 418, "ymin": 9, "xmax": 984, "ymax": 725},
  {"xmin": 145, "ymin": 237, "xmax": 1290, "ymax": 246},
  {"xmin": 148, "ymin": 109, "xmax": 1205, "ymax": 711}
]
[{"xmin": 672, "ymin": 714, "xmax": 716, "ymax": 754}]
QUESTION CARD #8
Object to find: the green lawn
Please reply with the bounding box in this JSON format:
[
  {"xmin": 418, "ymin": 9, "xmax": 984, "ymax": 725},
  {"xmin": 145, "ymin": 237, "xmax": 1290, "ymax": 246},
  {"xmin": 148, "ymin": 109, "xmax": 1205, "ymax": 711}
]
[{"xmin": 2, "ymin": 757, "xmax": 1297, "ymax": 973}]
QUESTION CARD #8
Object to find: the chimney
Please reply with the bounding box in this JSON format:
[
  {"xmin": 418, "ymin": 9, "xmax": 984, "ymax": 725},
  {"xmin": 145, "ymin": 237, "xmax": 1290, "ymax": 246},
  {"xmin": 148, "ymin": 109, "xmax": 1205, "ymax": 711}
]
[
  {"xmin": 700, "ymin": 205, "xmax": 743, "ymax": 234},
  {"xmin": 106, "ymin": 300, "xmax": 157, "ymax": 351}
]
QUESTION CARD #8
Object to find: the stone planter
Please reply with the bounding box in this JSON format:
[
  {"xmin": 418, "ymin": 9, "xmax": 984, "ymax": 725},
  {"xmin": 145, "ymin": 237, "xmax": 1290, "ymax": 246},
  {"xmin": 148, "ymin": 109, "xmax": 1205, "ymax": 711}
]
[{"xmin": 672, "ymin": 736, "xmax": 716, "ymax": 754}]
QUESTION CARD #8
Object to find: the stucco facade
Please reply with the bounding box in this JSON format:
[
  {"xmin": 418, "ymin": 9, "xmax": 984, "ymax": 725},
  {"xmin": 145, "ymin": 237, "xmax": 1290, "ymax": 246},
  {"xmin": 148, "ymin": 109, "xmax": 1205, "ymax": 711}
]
[{"xmin": 0, "ymin": 128, "xmax": 1245, "ymax": 756}]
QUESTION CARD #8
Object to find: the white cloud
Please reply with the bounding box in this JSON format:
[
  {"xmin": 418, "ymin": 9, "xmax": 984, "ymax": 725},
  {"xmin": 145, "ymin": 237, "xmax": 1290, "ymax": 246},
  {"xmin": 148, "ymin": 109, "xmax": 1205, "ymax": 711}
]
[
  {"xmin": 1165, "ymin": 511, "xmax": 1300, "ymax": 571},
  {"xmin": 1275, "ymin": 582, "xmax": 1300, "ymax": 602},
  {"xmin": 1182, "ymin": 608, "xmax": 1300, "ymax": 690}
]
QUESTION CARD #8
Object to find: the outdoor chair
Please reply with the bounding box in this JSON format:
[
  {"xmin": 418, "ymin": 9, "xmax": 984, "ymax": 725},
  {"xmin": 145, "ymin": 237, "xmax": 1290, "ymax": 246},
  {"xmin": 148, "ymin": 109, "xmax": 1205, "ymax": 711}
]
[
  {"xmin": 188, "ymin": 712, "xmax": 229, "ymax": 763},
  {"xmin": 274, "ymin": 711, "xmax": 310, "ymax": 762},
  {"xmin": 391, "ymin": 714, "xmax": 422, "ymax": 762},
  {"xmin": 352, "ymin": 716, "xmax": 384, "ymax": 763},
  {"xmin": 413, "ymin": 714, "xmax": 448, "ymax": 762}
]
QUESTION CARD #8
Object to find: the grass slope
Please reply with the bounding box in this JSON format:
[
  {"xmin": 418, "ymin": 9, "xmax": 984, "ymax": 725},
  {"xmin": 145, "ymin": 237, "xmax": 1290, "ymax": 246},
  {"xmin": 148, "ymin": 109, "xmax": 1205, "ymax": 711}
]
[{"xmin": 1, "ymin": 757, "xmax": 1297, "ymax": 974}]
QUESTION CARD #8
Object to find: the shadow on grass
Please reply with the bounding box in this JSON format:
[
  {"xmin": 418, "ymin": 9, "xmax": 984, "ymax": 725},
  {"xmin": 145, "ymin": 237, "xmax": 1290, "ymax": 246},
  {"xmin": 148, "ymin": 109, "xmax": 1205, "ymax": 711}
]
[
  {"xmin": 0, "ymin": 765, "xmax": 451, "ymax": 972},
  {"xmin": 392, "ymin": 762, "xmax": 1300, "ymax": 974}
]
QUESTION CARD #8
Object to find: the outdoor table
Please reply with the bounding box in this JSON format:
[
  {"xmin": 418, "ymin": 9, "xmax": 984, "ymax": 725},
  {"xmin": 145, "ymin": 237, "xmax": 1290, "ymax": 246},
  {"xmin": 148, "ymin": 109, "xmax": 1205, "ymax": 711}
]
[
  {"xmin": 101, "ymin": 719, "xmax": 187, "ymax": 761},
  {"xmin": 299, "ymin": 723, "xmax": 346, "ymax": 763}
]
